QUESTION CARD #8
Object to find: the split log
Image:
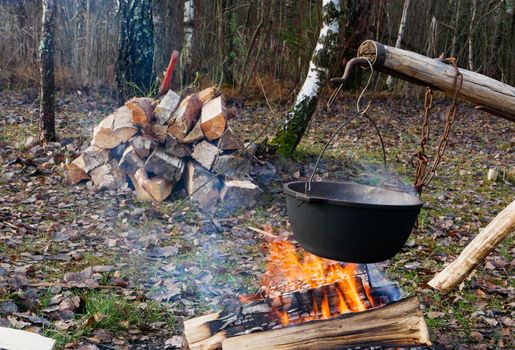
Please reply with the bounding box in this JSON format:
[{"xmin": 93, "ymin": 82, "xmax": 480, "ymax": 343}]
[
  {"xmin": 165, "ymin": 134, "xmax": 192, "ymax": 158},
  {"xmin": 90, "ymin": 160, "xmax": 128, "ymax": 190},
  {"xmin": 150, "ymin": 124, "xmax": 168, "ymax": 142},
  {"xmin": 91, "ymin": 107, "xmax": 137, "ymax": 149},
  {"xmin": 185, "ymin": 297, "xmax": 430, "ymax": 350},
  {"xmin": 66, "ymin": 156, "xmax": 90, "ymax": 184},
  {"xmin": 185, "ymin": 160, "xmax": 220, "ymax": 209},
  {"xmin": 154, "ymin": 89, "xmax": 181, "ymax": 125},
  {"xmin": 132, "ymin": 168, "xmax": 172, "ymax": 203},
  {"xmin": 213, "ymin": 155, "xmax": 251, "ymax": 179},
  {"xmin": 119, "ymin": 145, "xmax": 145, "ymax": 174},
  {"xmin": 145, "ymin": 148, "xmax": 184, "ymax": 182},
  {"xmin": 125, "ymin": 97, "xmax": 155, "ymax": 126},
  {"xmin": 82, "ymin": 145, "xmax": 110, "ymax": 172},
  {"xmin": 198, "ymin": 86, "xmax": 219, "ymax": 104},
  {"xmin": 192, "ymin": 141, "xmax": 221, "ymax": 170},
  {"xmin": 130, "ymin": 135, "xmax": 154, "ymax": 158},
  {"xmin": 217, "ymin": 127, "xmax": 244, "ymax": 151},
  {"xmin": 168, "ymin": 94, "xmax": 203, "ymax": 140},
  {"xmin": 201, "ymin": 96, "xmax": 227, "ymax": 141},
  {"xmin": 220, "ymin": 180, "xmax": 261, "ymax": 211},
  {"xmin": 356, "ymin": 40, "xmax": 515, "ymax": 121},
  {"xmin": 182, "ymin": 121, "xmax": 205, "ymax": 143},
  {"xmin": 428, "ymin": 200, "xmax": 515, "ymax": 291}
]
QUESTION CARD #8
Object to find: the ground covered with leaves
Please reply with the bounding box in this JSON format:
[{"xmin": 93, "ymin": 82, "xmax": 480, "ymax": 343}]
[{"xmin": 0, "ymin": 89, "xmax": 513, "ymax": 349}]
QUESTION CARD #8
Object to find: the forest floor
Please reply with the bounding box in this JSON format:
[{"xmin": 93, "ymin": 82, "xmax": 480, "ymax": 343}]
[{"xmin": 0, "ymin": 89, "xmax": 513, "ymax": 350}]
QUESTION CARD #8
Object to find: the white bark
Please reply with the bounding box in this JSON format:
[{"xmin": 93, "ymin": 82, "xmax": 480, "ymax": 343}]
[
  {"xmin": 386, "ymin": 0, "xmax": 410, "ymax": 88},
  {"xmin": 468, "ymin": 0, "xmax": 477, "ymax": 70},
  {"xmin": 182, "ymin": 0, "xmax": 194, "ymax": 81}
]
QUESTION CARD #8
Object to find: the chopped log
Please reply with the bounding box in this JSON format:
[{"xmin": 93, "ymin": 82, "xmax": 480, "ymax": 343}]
[
  {"xmin": 217, "ymin": 127, "xmax": 244, "ymax": 151},
  {"xmin": 182, "ymin": 121, "xmax": 205, "ymax": 143},
  {"xmin": 82, "ymin": 145, "xmax": 110, "ymax": 172},
  {"xmin": 145, "ymin": 148, "xmax": 184, "ymax": 182},
  {"xmin": 220, "ymin": 180, "xmax": 261, "ymax": 211},
  {"xmin": 91, "ymin": 107, "xmax": 137, "ymax": 149},
  {"xmin": 125, "ymin": 97, "xmax": 155, "ymax": 126},
  {"xmin": 192, "ymin": 141, "xmax": 221, "ymax": 170},
  {"xmin": 168, "ymin": 94, "xmax": 203, "ymax": 140},
  {"xmin": 356, "ymin": 40, "xmax": 515, "ymax": 121},
  {"xmin": 109, "ymin": 142, "xmax": 127, "ymax": 161},
  {"xmin": 428, "ymin": 199, "xmax": 515, "ymax": 291},
  {"xmin": 185, "ymin": 160, "xmax": 220, "ymax": 209},
  {"xmin": 155, "ymin": 89, "xmax": 181, "ymax": 125},
  {"xmin": 66, "ymin": 155, "xmax": 90, "ymax": 184},
  {"xmin": 212, "ymin": 154, "xmax": 250, "ymax": 179},
  {"xmin": 90, "ymin": 160, "xmax": 128, "ymax": 190},
  {"xmin": 201, "ymin": 96, "xmax": 227, "ymax": 141},
  {"xmin": 130, "ymin": 135, "xmax": 154, "ymax": 158},
  {"xmin": 185, "ymin": 297, "xmax": 430, "ymax": 350},
  {"xmin": 132, "ymin": 168, "xmax": 172, "ymax": 203},
  {"xmin": 198, "ymin": 86, "xmax": 219, "ymax": 104},
  {"xmin": 150, "ymin": 124, "xmax": 168, "ymax": 142},
  {"xmin": 165, "ymin": 134, "xmax": 192, "ymax": 158},
  {"xmin": 119, "ymin": 145, "xmax": 145, "ymax": 174}
]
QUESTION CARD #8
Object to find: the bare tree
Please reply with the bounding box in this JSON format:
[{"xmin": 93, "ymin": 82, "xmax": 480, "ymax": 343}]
[
  {"xmin": 182, "ymin": 0, "xmax": 194, "ymax": 86},
  {"xmin": 271, "ymin": 0, "xmax": 341, "ymax": 155},
  {"xmin": 386, "ymin": 0, "xmax": 410, "ymax": 89},
  {"xmin": 39, "ymin": 0, "xmax": 57, "ymax": 142}
]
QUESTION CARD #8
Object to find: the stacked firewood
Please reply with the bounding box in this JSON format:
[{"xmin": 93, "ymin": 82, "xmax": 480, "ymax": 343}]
[{"xmin": 67, "ymin": 87, "xmax": 261, "ymax": 209}]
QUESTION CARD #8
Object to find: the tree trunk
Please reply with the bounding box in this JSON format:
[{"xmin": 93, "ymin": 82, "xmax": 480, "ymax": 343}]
[
  {"xmin": 182, "ymin": 0, "xmax": 195, "ymax": 87},
  {"xmin": 39, "ymin": 0, "xmax": 57, "ymax": 142},
  {"xmin": 468, "ymin": 0, "xmax": 477, "ymax": 70},
  {"xmin": 116, "ymin": 0, "xmax": 155, "ymax": 103},
  {"xmin": 271, "ymin": 0, "xmax": 342, "ymax": 156},
  {"xmin": 386, "ymin": 0, "xmax": 410, "ymax": 89}
]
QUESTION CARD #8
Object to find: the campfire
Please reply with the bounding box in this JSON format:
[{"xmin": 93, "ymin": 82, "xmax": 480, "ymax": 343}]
[{"xmin": 184, "ymin": 241, "xmax": 431, "ymax": 350}]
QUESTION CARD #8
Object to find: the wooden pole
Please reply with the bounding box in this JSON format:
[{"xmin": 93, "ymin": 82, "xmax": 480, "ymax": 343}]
[
  {"xmin": 428, "ymin": 200, "xmax": 515, "ymax": 291},
  {"xmin": 357, "ymin": 40, "xmax": 515, "ymax": 122}
]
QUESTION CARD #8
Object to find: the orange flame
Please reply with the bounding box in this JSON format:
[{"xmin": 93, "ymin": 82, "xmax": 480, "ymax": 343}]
[{"xmin": 262, "ymin": 241, "xmax": 375, "ymax": 325}]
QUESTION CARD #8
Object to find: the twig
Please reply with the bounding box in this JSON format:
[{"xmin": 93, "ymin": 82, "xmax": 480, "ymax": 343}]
[{"xmin": 248, "ymin": 226, "xmax": 283, "ymax": 242}]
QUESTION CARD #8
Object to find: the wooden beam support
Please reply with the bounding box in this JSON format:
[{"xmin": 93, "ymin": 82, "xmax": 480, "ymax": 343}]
[
  {"xmin": 357, "ymin": 40, "xmax": 515, "ymax": 122},
  {"xmin": 428, "ymin": 200, "xmax": 515, "ymax": 291}
]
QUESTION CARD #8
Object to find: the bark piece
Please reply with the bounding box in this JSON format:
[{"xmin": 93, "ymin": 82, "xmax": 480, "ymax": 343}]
[
  {"xmin": 212, "ymin": 154, "xmax": 251, "ymax": 179},
  {"xmin": 154, "ymin": 89, "xmax": 181, "ymax": 124},
  {"xmin": 90, "ymin": 160, "xmax": 128, "ymax": 190},
  {"xmin": 191, "ymin": 141, "xmax": 221, "ymax": 170},
  {"xmin": 428, "ymin": 199, "xmax": 515, "ymax": 291},
  {"xmin": 164, "ymin": 134, "xmax": 192, "ymax": 158},
  {"xmin": 66, "ymin": 155, "xmax": 90, "ymax": 184},
  {"xmin": 182, "ymin": 121, "xmax": 205, "ymax": 143},
  {"xmin": 130, "ymin": 135, "xmax": 154, "ymax": 158},
  {"xmin": 119, "ymin": 145, "xmax": 145, "ymax": 174},
  {"xmin": 125, "ymin": 97, "xmax": 155, "ymax": 126},
  {"xmin": 91, "ymin": 107, "xmax": 137, "ymax": 149},
  {"xmin": 131, "ymin": 168, "xmax": 172, "ymax": 203},
  {"xmin": 198, "ymin": 86, "xmax": 219, "ymax": 104},
  {"xmin": 217, "ymin": 127, "xmax": 244, "ymax": 151},
  {"xmin": 200, "ymin": 96, "xmax": 227, "ymax": 141},
  {"xmin": 82, "ymin": 145, "xmax": 110, "ymax": 173},
  {"xmin": 144, "ymin": 148, "xmax": 184, "ymax": 182},
  {"xmin": 168, "ymin": 94, "xmax": 203, "ymax": 140},
  {"xmin": 185, "ymin": 160, "xmax": 220, "ymax": 209},
  {"xmin": 220, "ymin": 179, "xmax": 261, "ymax": 211}
]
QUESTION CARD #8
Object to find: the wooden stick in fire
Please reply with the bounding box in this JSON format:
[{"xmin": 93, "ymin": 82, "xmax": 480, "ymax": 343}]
[{"xmin": 428, "ymin": 199, "xmax": 515, "ymax": 291}]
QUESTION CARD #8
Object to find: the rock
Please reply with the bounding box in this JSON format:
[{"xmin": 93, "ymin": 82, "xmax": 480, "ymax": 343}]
[
  {"xmin": 220, "ymin": 179, "xmax": 261, "ymax": 211},
  {"xmin": 487, "ymin": 168, "xmax": 499, "ymax": 181},
  {"xmin": 185, "ymin": 160, "xmax": 220, "ymax": 209},
  {"xmin": 165, "ymin": 335, "xmax": 185, "ymax": 349}
]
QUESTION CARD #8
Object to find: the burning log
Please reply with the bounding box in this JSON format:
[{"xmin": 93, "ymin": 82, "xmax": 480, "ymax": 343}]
[
  {"xmin": 429, "ymin": 199, "xmax": 515, "ymax": 291},
  {"xmin": 184, "ymin": 297, "xmax": 430, "ymax": 350}
]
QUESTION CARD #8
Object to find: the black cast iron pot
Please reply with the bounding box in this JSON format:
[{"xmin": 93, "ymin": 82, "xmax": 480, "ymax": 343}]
[{"xmin": 284, "ymin": 181, "xmax": 422, "ymax": 263}]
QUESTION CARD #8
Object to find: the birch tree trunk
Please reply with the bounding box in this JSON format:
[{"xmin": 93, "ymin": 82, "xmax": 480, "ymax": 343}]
[
  {"xmin": 271, "ymin": 0, "xmax": 341, "ymax": 156},
  {"xmin": 468, "ymin": 0, "xmax": 477, "ymax": 70},
  {"xmin": 39, "ymin": 0, "xmax": 57, "ymax": 142},
  {"xmin": 182, "ymin": 0, "xmax": 194, "ymax": 87},
  {"xmin": 386, "ymin": 0, "xmax": 410, "ymax": 89},
  {"xmin": 116, "ymin": 0, "xmax": 154, "ymax": 103}
]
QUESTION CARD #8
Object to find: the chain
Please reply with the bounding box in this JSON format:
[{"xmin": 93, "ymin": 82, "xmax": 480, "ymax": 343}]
[{"xmin": 411, "ymin": 57, "xmax": 463, "ymax": 195}]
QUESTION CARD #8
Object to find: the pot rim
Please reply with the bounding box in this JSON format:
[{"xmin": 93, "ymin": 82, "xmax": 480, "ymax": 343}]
[{"xmin": 284, "ymin": 180, "xmax": 423, "ymax": 210}]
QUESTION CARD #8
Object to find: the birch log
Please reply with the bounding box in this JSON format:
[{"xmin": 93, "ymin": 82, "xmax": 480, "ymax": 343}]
[
  {"xmin": 357, "ymin": 40, "xmax": 515, "ymax": 121},
  {"xmin": 428, "ymin": 200, "xmax": 515, "ymax": 291},
  {"xmin": 386, "ymin": 0, "xmax": 410, "ymax": 89},
  {"xmin": 271, "ymin": 0, "xmax": 341, "ymax": 155},
  {"xmin": 182, "ymin": 0, "xmax": 194, "ymax": 86}
]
